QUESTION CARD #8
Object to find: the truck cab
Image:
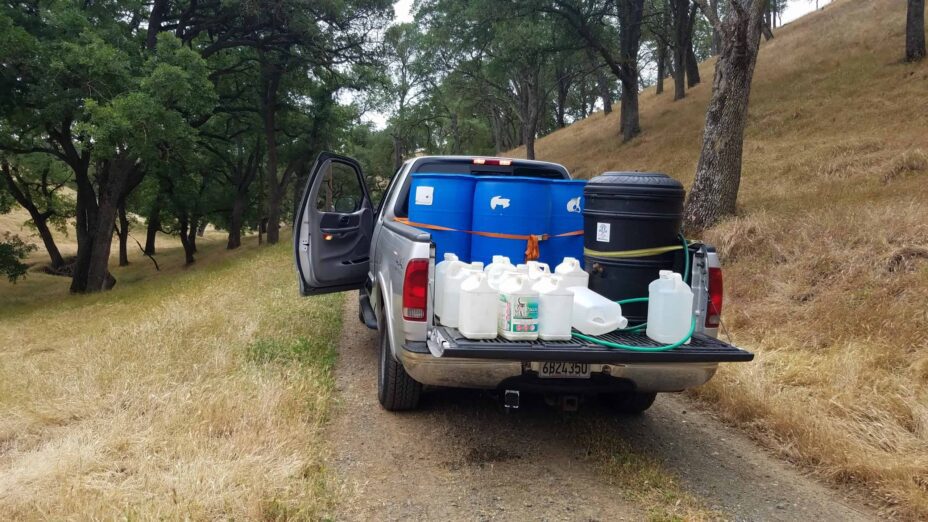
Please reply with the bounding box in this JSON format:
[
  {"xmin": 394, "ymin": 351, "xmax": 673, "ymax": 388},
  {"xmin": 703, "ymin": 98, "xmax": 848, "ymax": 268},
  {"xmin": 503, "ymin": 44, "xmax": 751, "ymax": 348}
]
[{"xmin": 295, "ymin": 152, "xmax": 752, "ymax": 412}]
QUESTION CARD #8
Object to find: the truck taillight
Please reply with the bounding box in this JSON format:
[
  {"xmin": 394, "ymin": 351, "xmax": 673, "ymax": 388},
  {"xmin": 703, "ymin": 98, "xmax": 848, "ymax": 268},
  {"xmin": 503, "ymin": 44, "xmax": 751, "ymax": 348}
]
[
  {"xmin": 402, "ymin": 259, "xmax": 429, "ymax": 321},
  {"xmin": 706, "ymin": 267, "xmax": 723, "ymax": 328},
  {"xmin": 473, "ymin": 158, "xmax": 512, "ymax": 166}
]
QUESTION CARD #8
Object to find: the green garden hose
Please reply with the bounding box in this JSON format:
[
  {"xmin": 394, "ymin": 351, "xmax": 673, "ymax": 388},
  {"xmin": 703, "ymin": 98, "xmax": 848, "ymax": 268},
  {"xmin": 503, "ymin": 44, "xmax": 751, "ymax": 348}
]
[
  {"xmin": 573, "ymin": 312, "xmax": 696, "ymax": 352},
  {"xmin": 572, "ymin": 236, "xmax": 696, "ymax": 353}
]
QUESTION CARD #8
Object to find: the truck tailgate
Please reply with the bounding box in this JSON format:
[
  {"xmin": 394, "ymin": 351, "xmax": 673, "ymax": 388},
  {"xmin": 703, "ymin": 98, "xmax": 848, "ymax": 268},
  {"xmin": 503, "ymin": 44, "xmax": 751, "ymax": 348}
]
[{"xmin": 428, "ymin": 326, "xmax": 753, "ymax": 364}]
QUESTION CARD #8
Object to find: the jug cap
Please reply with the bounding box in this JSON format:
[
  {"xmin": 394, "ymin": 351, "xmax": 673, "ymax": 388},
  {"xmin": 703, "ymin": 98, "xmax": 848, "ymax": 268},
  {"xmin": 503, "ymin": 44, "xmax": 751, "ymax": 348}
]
[
  {"xmin": 491, "ymin": 255, "xmax": 512, "ymax": 265},
  {"xmin": 555, "ymin": 257, "xmax": 582, "ymax": 273},
  {"xmin": 443, "ymin": 253, "xmax": 459, "ymax": 261}
]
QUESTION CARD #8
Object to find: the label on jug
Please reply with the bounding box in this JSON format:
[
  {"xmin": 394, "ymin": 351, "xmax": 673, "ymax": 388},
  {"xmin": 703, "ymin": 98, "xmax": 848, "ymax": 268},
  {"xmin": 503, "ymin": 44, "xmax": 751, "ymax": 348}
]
[{"xmin": 498, "ymin": 294, "xmax": 539, "ymax": 333}]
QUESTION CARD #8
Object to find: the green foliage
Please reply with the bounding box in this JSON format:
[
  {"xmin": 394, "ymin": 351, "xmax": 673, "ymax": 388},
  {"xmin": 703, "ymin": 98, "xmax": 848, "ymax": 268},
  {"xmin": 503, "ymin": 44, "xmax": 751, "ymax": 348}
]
[
  {"xmin": 1, "ymin": 154, "xmax": 75, "ymax": 234},
  {"xmin": 78, "ymin": 33, "xmax": 217, "ymax": 163},
  {"xmin": 0, "ymin": 232, "xmax": 36, "ymax": 283}
]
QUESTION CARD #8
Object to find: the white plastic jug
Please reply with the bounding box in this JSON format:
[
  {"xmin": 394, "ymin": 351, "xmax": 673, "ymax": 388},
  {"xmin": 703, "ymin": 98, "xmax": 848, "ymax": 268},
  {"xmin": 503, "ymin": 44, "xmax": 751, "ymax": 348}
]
[
  {"xmin": 555, "ymin": 257, "xmax": 589, "ymax": 289},
  {"xmin": 459, "ymin": 272, "xmax": 498, "ymax": 340},
  {"xmin": 498, "ymin": 271, "xmax": 539, "ymax": 341},
  {"xmin": 435, "ymin": 253, "xmax": 464, "ymax": 323},
  {"xmin": 646, "ymin": 270, "xmax": 694, "ymax": 344},
  {"xmin": 533, "ymin": 275, "xmax": 573, "ymax": 341},
  {"xmin": 485, "ymin": 255, "xmax": 514, "ymax": 290},
  {"xmin": 440, "ymin": 262, "xmax": 484, "ymax": 328},
  {"xmin": 526, "ymin": 261, "xmax": 551, "ymax": 281},
  {"xmin": 567, "ymin": 286, "xmax": 628, "ymax": 336}
]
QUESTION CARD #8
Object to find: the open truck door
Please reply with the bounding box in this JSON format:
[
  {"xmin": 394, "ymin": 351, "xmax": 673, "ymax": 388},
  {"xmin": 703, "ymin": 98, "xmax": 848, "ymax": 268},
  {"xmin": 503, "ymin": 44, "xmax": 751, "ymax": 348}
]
[{"xmin": 295, "ymin": 152, "xmax": 373, "ymax": 296}]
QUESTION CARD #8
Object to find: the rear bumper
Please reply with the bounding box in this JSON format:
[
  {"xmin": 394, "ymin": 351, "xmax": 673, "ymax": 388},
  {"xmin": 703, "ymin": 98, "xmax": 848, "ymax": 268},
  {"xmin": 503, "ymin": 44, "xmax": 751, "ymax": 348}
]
[
  {"xmin": 400, "ymin": 345, "xmax": 718, "ymax": 392},
  {"xmin": 399, "ymin": 327, "xmax": 751, "ymax": 393}
]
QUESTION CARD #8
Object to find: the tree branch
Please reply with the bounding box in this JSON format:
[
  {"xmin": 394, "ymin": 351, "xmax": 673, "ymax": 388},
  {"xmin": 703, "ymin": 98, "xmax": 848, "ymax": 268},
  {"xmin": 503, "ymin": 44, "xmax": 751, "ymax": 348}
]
[{"xmin": 694, "ymin": 0, "xmax": 724, "ymax": 35}]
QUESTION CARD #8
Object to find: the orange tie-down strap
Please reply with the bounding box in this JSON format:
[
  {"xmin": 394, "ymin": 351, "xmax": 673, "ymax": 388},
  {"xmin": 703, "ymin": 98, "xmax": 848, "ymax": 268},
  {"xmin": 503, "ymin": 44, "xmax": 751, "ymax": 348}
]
[{"xmin": 393, "ymin": 217, "xmax": 583, "ymax": 262}]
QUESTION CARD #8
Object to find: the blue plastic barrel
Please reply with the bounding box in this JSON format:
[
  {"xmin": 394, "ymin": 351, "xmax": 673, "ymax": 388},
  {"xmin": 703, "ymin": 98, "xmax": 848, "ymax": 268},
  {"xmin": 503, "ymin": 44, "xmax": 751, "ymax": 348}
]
[
  {"xmin": 408, "ymin": 173, "xmax": 476, "ymax": 261},
  {"xmin": 540, "ymin": 179, "xmax": 586, "ymax": 267},
  {"xmin": 470, "ymin": 176, "xmax": 551, "ymax": 265}
]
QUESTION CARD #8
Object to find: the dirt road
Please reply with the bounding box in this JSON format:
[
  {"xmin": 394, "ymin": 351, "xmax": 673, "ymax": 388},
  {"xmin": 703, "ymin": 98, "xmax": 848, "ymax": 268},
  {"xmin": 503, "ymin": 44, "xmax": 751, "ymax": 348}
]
[{"xmin": 327, "ymin": 298, "xmax": 875, "ymax": 521}]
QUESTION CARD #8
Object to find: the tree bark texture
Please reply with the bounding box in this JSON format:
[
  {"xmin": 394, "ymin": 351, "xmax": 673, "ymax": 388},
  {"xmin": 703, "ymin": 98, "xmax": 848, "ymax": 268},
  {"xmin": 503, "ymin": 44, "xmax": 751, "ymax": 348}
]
[
  {"xmin": 178, "ymin": 214, "xmax": 196, "ymax": 265},
  {"xmin": 555, "ymin": 66, "xmax": 570, "ymax": 128},
  {"xmin": 686, "ymin": 41, "xmax": 701, "ymax": 87},
  {"xmin": 907, "ymin": 0, "xmax": 926, "ymax": 62},
  {"xmin": 83, "ymin": 157, "xmax": 140, "ymax": 291},
  {"xmin": 671, "ymin": 0, "xmax": 689, "ymax": 100},
  {"xmin": 514, "ymin": 67, "xmax": 543, "ymax": 160},
  {"xmin": 684, "ymin": 0, "xmax": 766, "ymax": 232},
  {"xmin": 144, "ymin": 196, "xmax": 161, "ymax": 256},
  {"xmin": 260, "ymin": 58, "xmax": 283, "ymax": 245},
  {"xmin": 656, "ymin": 44, "xmax": 667, "ymax": 94},
  {"xmin": 117, "ymin": 199, "xmax": 129, "ymax": 267},
  {"xmin": 685, "ymin": 2, "xmax": 701, "ymax": 88},
  {"xmin": 617, "ymin": 0, "xmax": 644, "ymax": 141}
]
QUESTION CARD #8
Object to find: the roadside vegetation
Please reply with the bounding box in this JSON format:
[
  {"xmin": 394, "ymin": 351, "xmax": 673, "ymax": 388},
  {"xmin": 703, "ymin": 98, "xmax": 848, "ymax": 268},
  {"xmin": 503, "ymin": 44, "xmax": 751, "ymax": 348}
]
[
  {"xmin": 0, "ymin": 235, "xmax": 343, "ymax": 518},
  {"xmin": 516, "ymin": 1, "xmax": 928, "ymax": 517}
]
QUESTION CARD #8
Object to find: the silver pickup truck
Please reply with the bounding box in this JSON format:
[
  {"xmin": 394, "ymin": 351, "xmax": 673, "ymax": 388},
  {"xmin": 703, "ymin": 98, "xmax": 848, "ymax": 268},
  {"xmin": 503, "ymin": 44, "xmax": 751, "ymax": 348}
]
[{"xmin": 295, "ymin": 152, "xmax": 752, "ymax": 412}]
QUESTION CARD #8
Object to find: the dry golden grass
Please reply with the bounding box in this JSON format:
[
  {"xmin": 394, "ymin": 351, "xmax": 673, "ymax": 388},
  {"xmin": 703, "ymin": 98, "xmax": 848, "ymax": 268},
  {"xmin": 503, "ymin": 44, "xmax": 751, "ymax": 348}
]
[
  {"xmin": 512, "ymin": 0, "xmax": 928, "ymax": 517},
  {"xmin": 0, "ymin": 236, "xmax": 343, "ymax": 519}
]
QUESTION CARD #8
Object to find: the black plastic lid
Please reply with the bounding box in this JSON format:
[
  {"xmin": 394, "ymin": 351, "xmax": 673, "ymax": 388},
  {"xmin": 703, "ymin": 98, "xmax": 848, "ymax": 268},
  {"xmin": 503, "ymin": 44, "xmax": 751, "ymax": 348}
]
[{"xmin": 584, "ymin": 172, "xmax": 684, "ymax": 197}]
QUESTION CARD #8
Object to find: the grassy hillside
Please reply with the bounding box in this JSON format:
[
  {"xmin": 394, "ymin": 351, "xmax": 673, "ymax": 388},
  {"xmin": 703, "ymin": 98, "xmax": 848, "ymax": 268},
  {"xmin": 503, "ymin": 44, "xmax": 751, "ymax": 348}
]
[
  {"xmin": 0, "ymin": 237, "xmax": 343, "ymax": 519},
  {"xmin": 514, "ymin": 0, "xmax": 928, "ymax": 516}
]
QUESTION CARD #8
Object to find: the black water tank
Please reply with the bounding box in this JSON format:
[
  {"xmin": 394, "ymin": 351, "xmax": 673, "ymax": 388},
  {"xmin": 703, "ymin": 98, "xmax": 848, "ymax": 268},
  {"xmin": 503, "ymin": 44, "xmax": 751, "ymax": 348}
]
[{"xmin": 583, "ymin": 172, "xmax": 686, "ymax": 323}]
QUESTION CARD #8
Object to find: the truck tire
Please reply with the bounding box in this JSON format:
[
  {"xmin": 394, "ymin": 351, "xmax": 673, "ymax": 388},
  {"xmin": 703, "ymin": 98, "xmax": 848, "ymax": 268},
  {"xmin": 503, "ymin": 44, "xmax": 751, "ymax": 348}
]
[
  {"xmin": 607, "ymin": 391, "xmax": 657, "ymax": 414},
  {"xmin": 377, "ymin": 315, "xmax": 422, "ymax": 411}
]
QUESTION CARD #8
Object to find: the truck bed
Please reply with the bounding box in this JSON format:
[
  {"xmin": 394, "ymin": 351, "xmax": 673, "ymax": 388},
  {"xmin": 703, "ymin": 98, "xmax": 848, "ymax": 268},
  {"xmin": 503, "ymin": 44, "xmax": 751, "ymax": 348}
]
[{"xmin": 428, "ymin": 326, "xmax": 754, "ymax": 364}]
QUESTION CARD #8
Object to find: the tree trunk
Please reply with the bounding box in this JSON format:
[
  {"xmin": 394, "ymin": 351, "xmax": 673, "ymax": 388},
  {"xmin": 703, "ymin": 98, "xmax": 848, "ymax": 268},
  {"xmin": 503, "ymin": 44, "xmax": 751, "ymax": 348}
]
[
  {"xmin": 618, "ymin": 0, "xmax": 644, "ymax": 141},
  {"xmin": 83, "ymin": 158, "xmax": 139, "ymax": 291},
  {"xmin": 0, "ymin": 161, "xmax": 65, "ymax": 269},
  {"xmin": 392, "ymin": 134, "xmax": 404, "ymax": 171},
  {"xmin": 555, "ymin": 84, "xmax": 568, "ymax": 128},
  {"xmin": 117, "ymin": 199, "xmax": 129, "ymax": 267},
  {"xmin": 523, "ymin": 119, "xmax": 536, "ymax": 160},
  {"xmin": 672, "ymin": 0, "xmax": 688, "ymax": 100},
  {"xmin": 261, "ymin": 59, "xmax": 282, "ymax": 245},
  {"xmin": 488, "ymin": 107, "xmax": 504, "ymax": 155},
  {"xmin": 656, "ymin": 44, "xmax": 666, "ymax": 94},
  {"xmin": 710, "ymin": 0, "xmax": 721, "ymax": 55},
  {"xmin": 144, "ymin": 197, "xmax": 160, "ymax": 255},
  {"xmin": 265, "ymin": 187, "xmax": 283, "ymax": 244},
  {"xmin": 187, "ymin": 215, "xmax": 199, "ymax": 255},
  {"xmin": 227, "ymin": 191, "xmax": 246, "ymax": 250},
  {"xmin": 515, "ymin": 68, "xmax": 542, "ymax": 160},
  {"xmin": 684, "ymin": 0, "xmax": 766, "ymax": 232},
  {"xmin": 178, "ymin": 214, "xmax": 195, "ymax": 265},
  {"xmin": 907, "ymin": 0, "xmax": 926, "ymax": 62},
  {"xmin": 84, "ymin": 193, "xmax": 118, "ymax": 291},
  {"xmin": 69, "ymin": 163, "xmax": 97, "ymax": 293},
  {"xmin": 686, "ymin": 40, "xmax": 701, "ymax": 87},
  {"xmin": 685, "ymin": 2, "xmax": 701, "ymax": 87},
  {"xmin": 35, "ymin": 215, "xmax": 64, "ymax": 269},
  {"xmin": 598, "ymin": 70, "xmax": 613, "ymax": 114},
  {"xmin": 619, "ymin": 79, "xmax": 640, "ymax": 142}
]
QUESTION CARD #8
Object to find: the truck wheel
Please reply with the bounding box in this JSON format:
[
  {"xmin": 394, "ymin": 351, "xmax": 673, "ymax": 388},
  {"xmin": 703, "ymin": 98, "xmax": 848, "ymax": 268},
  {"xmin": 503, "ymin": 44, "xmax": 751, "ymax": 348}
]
[
  {"xmin": 377, "ymin": 316, "xmax": 422, "ymax": 411},
  {"xmin": 607, "ymin": 391, "xmax": 657, "ymax": 414}
]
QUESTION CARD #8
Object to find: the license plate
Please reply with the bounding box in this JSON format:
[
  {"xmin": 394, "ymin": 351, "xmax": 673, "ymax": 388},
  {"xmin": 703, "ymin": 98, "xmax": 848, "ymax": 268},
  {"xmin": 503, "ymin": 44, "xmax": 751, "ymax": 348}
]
[{"xmin": 537, "ymin": 361, "xmax": 591, "ymax": 379}]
